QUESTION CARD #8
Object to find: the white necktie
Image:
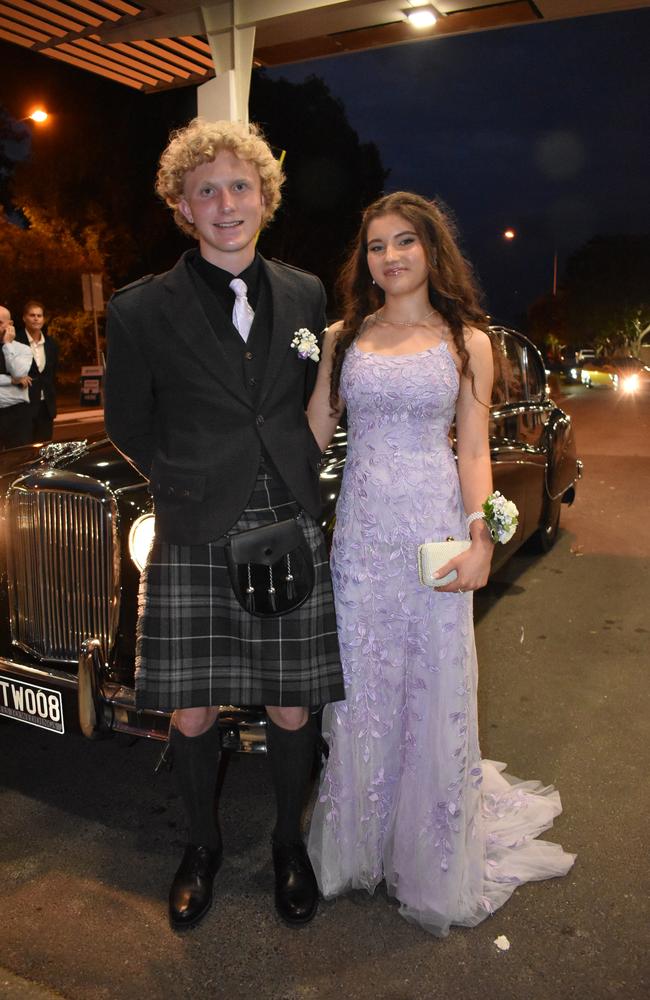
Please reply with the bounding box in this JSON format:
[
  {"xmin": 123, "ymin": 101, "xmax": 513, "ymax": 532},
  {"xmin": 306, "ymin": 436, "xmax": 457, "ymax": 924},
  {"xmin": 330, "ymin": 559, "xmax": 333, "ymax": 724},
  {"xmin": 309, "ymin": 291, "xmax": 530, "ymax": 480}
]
[{"xmin": 229, "ymin": 277, "xmax": 254, "ymax": 343}]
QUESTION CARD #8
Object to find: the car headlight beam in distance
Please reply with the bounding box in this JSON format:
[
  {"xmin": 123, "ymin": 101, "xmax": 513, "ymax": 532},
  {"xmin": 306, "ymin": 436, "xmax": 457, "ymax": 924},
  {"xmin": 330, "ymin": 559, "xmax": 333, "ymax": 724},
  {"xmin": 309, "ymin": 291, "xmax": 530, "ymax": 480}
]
[
  {"xmin": 622, "ymin": 373, "xmax": 640, "ymax": 394},
  {"xmin": 129, "ymin": 513, "xmax": 155, "ymax": 571}
]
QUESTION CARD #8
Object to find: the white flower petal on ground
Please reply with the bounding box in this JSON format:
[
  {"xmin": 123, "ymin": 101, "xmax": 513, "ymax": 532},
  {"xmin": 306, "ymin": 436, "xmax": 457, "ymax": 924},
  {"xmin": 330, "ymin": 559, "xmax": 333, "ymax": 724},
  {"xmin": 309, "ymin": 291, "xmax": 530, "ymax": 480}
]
[{"xmin": 494, "ymin": 935, "xmax": 511, "ymax": 951}]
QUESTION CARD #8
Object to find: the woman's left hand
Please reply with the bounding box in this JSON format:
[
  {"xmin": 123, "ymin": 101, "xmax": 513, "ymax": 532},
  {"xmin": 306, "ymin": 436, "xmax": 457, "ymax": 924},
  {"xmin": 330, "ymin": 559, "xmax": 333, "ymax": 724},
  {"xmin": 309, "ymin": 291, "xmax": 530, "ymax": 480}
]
[{"xmin": 434, "ymin": 536, "xmax": 493, "ymax": 593}]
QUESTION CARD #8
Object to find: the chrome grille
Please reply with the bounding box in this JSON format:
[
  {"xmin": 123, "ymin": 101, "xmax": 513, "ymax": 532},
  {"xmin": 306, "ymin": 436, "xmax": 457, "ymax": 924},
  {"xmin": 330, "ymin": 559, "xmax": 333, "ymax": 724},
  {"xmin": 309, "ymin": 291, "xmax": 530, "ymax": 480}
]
[{"xmin": 7, "ymin": 486, "xmax": 119, "ymax": 664}]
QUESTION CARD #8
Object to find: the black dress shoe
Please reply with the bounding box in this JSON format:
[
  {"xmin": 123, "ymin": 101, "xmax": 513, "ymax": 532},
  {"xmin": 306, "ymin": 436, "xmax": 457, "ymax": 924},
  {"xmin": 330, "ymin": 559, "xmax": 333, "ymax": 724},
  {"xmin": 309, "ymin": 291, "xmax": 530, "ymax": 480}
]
[
  {"xmin": 169, "ymin": 843, "xmax": 223, "ymax": 931},
  {"xmin": 272, "ymin": 840, "xmax": 319, "ymax": 926}
]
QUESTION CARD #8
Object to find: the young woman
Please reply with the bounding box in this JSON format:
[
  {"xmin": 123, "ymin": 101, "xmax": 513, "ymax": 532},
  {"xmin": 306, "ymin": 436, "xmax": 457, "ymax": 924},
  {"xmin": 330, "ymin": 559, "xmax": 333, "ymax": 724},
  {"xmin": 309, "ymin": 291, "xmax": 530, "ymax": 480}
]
[{"xmin": 306, "ymin": 192, "xmax": 575, "ymax": 937}]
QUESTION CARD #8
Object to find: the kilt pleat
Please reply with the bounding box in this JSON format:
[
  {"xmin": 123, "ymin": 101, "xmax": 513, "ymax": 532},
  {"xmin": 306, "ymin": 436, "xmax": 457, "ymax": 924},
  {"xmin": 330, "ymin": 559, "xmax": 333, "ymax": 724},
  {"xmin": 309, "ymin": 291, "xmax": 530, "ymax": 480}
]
[{"xmin": 135, "ymin": 472, "xmax": 344, "ymax": 710}]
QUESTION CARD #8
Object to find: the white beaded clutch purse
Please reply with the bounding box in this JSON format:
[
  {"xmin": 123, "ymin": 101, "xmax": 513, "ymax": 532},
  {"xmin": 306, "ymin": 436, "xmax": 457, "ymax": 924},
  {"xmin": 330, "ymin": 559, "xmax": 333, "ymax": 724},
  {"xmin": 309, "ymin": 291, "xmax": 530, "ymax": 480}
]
[{"xmin": 417, "ymin": 540, "xmax": 471, "ymax": 588}]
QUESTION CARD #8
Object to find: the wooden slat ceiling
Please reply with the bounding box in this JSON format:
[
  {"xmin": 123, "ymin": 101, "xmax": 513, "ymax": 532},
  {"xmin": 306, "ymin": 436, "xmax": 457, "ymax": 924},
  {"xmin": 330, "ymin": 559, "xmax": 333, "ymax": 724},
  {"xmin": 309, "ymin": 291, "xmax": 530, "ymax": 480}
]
[{"xmin": 2, "ymin": 1, "xmax": 649, "ymax": 93}]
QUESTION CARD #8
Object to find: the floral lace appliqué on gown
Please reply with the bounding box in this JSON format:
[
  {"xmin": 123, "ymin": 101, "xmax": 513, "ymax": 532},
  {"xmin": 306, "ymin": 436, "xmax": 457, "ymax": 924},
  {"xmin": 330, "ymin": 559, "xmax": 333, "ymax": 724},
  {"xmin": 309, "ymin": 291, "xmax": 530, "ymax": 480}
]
[{"xmin": 307, "ymin": 341, "xmax": 575, "ymax": 937}]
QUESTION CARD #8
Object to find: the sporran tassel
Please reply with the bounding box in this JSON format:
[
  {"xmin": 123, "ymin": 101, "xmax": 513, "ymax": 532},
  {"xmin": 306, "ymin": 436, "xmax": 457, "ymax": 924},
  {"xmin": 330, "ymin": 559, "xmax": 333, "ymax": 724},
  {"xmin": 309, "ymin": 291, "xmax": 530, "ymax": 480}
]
[
  {"xmin": 285, "ymin": 553, "xmax": 295, "ymax": 601},
  {"xmin": 246, "ymin": 563, "xmax": 255, "ymax": 614},
  {"xmin": 268, "ymin": 564, "xmax": 277, "ymax": 613}
]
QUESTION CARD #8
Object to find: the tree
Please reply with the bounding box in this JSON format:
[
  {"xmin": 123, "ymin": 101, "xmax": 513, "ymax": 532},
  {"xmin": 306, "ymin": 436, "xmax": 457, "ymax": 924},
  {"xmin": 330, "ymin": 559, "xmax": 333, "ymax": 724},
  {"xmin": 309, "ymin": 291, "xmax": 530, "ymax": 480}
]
[
  {"xmin": 527, "ymin": 292, "xmax": 568, "ymax": 356},
  {"xmin": 562, "ymin": 235, "xmax": 650, "ymax": 355},
  {"xmin": 250, "ymin": 72, "xmax": 388, "ymax": 305}
]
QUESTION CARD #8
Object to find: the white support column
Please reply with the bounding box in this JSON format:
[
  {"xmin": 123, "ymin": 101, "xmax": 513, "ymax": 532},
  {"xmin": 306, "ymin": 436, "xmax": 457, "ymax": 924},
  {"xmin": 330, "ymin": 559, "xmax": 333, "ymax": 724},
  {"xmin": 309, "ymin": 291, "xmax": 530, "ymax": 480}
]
[{"xmin": 197, "ymin": 3, "xmax": 256, "ymax": 123}]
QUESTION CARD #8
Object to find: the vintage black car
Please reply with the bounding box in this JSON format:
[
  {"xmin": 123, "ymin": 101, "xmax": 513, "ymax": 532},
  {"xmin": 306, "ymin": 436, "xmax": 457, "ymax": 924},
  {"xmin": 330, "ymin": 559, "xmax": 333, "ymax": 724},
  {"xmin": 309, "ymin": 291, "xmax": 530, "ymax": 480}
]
[{"xmin": 0, "ymin": 327, "xmax": 581, "ymax": 750}]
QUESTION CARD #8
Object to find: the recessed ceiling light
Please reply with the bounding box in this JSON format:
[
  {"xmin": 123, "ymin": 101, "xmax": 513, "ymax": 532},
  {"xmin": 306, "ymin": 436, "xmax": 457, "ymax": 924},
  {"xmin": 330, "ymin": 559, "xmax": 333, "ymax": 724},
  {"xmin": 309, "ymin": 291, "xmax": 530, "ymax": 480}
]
[{"xmin": 404, "ymin": 5, "xmax": 438, "ymax": 29}]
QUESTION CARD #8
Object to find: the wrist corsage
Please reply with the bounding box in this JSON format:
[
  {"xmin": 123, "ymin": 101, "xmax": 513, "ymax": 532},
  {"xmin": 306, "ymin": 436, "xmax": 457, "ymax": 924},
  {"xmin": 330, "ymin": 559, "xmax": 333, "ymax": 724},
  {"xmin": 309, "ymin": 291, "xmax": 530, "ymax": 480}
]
[
  {"xmin": 467, "ymin": 491, "xmax": 519, "ymax": 544},
  {"xmin": 291, "ymin": 328, "xmax": 320, "ymax": 362}
]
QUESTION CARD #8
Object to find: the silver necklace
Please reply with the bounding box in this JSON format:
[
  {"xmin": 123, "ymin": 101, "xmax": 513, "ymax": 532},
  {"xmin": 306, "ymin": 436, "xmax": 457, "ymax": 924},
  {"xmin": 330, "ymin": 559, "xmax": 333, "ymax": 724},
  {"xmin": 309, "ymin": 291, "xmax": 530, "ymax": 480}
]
[{"xmin": 374, "ymin": 307, "xmax": 436, "ymax": 328}]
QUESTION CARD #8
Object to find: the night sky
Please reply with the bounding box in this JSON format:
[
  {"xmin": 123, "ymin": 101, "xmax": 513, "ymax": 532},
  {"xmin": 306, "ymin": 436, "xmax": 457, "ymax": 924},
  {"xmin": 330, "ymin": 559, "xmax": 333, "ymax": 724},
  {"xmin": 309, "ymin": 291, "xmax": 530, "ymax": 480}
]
[
  {"xmin": 2, "ymin": 8, "xmax": 649, "ymax": 327},
  {"xmin": 267, "ymin": 9, "xmax": 650, "ymax": 324}
]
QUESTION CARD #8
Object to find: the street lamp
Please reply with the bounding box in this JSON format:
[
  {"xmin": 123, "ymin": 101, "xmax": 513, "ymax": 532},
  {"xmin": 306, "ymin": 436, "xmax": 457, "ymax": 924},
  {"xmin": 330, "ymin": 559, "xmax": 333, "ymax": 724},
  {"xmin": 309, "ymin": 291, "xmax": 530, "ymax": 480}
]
[{"xmin": 19, "ymin": 108, "xmax": 49, "ymax": 124}]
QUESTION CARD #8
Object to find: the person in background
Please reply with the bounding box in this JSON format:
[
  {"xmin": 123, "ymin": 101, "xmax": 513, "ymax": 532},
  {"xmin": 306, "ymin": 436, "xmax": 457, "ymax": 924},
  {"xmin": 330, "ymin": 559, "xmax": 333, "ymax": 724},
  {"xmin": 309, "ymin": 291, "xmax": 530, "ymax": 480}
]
[
  {"xmin": 16, "ymin": 300, "xmax": 58, "ymax": 443},
  {"xmin": 0, "ymin": 305, "xmax": 33, "ymax": 450}
]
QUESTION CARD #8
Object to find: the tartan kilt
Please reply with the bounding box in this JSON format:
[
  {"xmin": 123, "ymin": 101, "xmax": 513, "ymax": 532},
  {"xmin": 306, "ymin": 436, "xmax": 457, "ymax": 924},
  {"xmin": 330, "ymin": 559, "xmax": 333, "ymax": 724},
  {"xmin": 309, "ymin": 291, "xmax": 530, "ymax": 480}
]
[{"xmin": 135, "ymin": 472, "xmax": 344, "ymax": 710}]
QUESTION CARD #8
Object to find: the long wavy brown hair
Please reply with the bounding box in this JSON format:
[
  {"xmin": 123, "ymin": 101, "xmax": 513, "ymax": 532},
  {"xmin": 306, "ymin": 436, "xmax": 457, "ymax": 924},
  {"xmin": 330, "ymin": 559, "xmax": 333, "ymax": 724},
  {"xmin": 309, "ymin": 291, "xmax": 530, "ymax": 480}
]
[{"xmin": 330, "ymin": 191, "xmax": 488, "ymax": 408}]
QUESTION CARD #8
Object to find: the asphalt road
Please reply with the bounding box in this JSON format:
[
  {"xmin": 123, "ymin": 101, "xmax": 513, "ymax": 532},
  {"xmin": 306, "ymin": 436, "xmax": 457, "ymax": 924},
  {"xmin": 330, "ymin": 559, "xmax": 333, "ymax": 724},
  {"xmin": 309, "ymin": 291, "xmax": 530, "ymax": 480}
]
[{"xmin": 1, "ymin": 385, "xmax": 648, "ymax": 1000}]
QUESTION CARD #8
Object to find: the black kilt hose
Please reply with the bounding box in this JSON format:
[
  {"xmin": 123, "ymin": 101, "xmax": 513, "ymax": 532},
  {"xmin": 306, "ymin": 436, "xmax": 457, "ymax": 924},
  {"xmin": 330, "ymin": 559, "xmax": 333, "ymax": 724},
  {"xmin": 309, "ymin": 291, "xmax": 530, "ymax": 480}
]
[{"xmin": 135, "ymin": 471, "xmax": 344, "ymax": 710}]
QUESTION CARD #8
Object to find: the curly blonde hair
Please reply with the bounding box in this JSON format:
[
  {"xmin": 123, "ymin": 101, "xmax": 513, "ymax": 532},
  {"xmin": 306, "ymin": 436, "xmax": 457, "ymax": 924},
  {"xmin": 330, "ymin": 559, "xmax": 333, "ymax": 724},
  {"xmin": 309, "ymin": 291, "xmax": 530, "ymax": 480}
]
[{"xmin": 155, "ymin": 118, "xmax": 284, "ymax": 238}]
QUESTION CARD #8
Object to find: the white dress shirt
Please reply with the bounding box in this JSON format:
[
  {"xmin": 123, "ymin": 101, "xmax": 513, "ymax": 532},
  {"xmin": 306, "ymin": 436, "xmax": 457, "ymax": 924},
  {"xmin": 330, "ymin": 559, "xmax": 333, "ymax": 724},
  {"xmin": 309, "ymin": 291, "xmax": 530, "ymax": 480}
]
[{"xmin": 0, "ymin": 341, "xmax": 33, "ymax": 408}]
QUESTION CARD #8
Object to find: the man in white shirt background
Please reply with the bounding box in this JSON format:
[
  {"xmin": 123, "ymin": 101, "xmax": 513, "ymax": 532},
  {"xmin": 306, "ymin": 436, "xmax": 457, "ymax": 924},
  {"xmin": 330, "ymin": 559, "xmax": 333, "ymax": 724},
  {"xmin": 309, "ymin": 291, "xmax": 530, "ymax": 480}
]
[
  {"xmin": 0, "ymin": 305, "xmax": 34, "ymax": 450},
  {"xmin": 15, "ymin": 299, "xmax": 59, "ymax": 443}
]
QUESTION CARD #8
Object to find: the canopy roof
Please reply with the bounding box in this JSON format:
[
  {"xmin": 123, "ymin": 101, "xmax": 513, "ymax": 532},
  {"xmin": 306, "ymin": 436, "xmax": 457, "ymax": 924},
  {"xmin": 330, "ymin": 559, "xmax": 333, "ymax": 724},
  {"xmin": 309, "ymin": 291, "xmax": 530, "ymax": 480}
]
[{"xmin": 3, "ymin": 0, "xmax": 649, "ymax": 93}]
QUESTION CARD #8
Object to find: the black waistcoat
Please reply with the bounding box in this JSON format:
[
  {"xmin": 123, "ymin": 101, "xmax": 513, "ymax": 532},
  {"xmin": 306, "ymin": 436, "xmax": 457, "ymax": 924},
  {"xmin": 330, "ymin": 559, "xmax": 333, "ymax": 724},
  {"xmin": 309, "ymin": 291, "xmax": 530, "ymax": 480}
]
[
  {"xmin": 189, "ymin": 263, "xmax": 271, "ymax": 408},
  {"xmin": 189, "ymin": 262, "xmax": 289, "ymax": 485}
]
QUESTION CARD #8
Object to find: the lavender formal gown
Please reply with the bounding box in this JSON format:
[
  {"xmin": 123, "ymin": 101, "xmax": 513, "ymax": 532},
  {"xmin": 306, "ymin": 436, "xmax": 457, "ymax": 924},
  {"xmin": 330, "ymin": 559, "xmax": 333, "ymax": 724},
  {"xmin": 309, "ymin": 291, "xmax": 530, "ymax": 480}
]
[{"xmin": 307, "ymin": 340, "xmax": 575, "ymax": 937}]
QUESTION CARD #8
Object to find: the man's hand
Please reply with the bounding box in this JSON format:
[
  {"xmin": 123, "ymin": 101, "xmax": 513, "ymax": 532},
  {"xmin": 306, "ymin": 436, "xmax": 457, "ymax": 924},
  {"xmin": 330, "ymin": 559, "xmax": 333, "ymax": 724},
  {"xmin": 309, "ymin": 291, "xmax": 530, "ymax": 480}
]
[
  {"xmin": 11, "ymin": 375, "xmax": 32, "ymax": 388},
  {"xmin": 2, "ymin": 323, "xmax": 16, "ymax": 344}
]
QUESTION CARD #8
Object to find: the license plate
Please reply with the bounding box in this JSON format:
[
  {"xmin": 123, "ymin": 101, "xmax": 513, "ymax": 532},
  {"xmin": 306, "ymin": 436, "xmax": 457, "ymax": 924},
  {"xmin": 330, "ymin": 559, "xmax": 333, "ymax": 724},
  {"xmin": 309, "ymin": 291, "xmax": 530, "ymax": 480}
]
[{"xmin": 0, "ymin": 675, "xmax": 65, "ymax": 734}]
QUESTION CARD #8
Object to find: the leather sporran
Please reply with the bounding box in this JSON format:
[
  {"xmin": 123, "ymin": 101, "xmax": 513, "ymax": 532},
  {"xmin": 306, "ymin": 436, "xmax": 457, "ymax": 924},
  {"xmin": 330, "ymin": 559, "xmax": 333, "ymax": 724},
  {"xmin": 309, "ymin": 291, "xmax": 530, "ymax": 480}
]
[{"xmin": 225, "ymin": 516, "xmax": 314, "ymax": 618}]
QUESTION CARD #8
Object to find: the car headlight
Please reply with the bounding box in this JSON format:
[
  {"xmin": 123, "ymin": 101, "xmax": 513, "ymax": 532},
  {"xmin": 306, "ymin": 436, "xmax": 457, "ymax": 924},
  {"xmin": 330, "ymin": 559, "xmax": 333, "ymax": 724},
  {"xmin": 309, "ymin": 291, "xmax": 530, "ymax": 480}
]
[
  {"xmin": 129, "ymin": 513, "xmax": 155, "ymax": 571},
  {"xmin": 622, "ymin": 374, "xmax": 640, "ymax": 393},
  {"xmin": 570, "ymin": 368, "xmax": 578, "ymax": 379}
]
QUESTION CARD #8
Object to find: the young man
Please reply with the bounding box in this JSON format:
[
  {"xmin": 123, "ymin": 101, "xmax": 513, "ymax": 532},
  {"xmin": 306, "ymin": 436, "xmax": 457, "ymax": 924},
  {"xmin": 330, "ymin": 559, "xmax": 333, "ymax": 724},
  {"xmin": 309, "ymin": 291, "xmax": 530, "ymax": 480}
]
[
  {"xmin": 0, "ymin": 305, "xmax": 33, "ymax": 450},
  {"xmin": 15, "ymin": 300, "xmax": 58, "ymax": 443},
  {"xmin": 104, "ymin": 119, "xmax": 343, "ymax": 932}
]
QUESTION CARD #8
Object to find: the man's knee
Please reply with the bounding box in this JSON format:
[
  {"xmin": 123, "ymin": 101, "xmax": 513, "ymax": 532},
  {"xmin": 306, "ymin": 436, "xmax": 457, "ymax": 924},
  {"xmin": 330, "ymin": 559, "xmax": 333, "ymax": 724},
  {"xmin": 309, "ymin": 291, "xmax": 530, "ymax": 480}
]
[
  {"xmin": 173, "ymin": 706, "xmax": 219, "ymax": 737},
  {"xmin": 266, "ymin": 705, "xmax": 309, "ymax": 731}
]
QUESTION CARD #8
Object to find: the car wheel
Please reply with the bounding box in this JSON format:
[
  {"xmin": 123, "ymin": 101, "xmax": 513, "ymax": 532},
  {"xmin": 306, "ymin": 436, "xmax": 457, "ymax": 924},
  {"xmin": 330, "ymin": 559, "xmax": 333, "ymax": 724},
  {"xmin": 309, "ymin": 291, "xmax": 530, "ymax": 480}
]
[
  {"xmin": 533, "ymin": 496, "xmax": 562, "ymax": 553},
  {"xmin": 584, "ymin": 377, "xmax": 591, "ymax": 388}
]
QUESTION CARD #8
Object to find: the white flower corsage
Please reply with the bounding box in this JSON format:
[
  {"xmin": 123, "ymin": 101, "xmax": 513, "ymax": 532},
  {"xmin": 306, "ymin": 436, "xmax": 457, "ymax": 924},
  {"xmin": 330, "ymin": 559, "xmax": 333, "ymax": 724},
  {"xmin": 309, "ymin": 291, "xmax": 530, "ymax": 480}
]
[
  {"xmin": 482, "ymin": 491, "xmax": 519, "ymax": 544},
  {"xmin": 291, "ymin": 328, "xmax": 320, "ymax": 362}
]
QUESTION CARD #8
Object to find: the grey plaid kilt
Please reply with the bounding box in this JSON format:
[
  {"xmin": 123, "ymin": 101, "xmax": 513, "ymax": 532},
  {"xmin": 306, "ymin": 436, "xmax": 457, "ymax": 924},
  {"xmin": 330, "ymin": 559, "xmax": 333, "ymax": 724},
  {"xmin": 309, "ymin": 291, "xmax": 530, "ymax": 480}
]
[{"xmin": 135, "ymin": 472, "xmax": 344, "ymax": 710}]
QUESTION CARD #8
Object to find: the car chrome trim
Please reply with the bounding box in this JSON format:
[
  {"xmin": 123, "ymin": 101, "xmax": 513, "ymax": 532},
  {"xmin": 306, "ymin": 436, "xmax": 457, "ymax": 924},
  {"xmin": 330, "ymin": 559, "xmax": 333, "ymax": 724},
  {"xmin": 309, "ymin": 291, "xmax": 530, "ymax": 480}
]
[
  {"xmin": 6, "ymin": 474, "xmax": 121, "ymax": 666},
  {"xmin": 38, "ymin": 440, "xmax": 90, "ymax": 466},
  {"xmin": 0, "ymin": 656, "xmax": 78, "ymax": 689},
  {"xmin": 100, "ymin": 684, "xmax": 268, "ymax": 752}
]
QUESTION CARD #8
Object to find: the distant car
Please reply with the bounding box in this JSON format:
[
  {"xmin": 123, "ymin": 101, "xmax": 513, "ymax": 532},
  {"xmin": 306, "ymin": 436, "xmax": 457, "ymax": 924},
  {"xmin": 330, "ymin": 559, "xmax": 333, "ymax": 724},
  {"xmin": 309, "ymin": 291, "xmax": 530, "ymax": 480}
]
[
  {"xmin": 608, "ymin": 356, "xmax": 650, "ymax": 394},
  {"xmin": 0, "ymin": 327, "xmax": 581, "ymax": 751},
  {"xmin": 580, "ymin": 358, "xmax": 618, "ymax": 389}
]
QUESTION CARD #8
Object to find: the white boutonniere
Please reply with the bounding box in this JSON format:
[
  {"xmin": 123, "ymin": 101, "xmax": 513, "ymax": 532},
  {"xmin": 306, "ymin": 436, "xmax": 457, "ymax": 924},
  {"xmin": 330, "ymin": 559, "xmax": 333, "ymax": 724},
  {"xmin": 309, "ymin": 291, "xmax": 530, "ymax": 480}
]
[{"xmin": 291, "ymin": 328, "xmax": 320, "ymax": 362}]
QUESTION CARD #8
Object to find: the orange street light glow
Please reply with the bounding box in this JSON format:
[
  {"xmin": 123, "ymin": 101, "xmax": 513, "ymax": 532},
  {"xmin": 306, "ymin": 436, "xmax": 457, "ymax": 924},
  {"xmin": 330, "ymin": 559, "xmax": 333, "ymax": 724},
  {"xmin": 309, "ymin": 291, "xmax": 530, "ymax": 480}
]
[
  {"xmin": 503, "ymin": 229, "xmax": 516, "ymax": 240},
  {"xmin": 29, "ymin": 109, "xmax": 48, "ymax": 123}
]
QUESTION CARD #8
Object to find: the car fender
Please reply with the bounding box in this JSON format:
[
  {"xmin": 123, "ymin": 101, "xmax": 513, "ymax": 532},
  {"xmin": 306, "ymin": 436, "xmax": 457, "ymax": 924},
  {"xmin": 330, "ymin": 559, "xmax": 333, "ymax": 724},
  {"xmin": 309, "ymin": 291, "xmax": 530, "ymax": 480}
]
[{"xmin": 543, "ymin": 408, "xmax": 580, "ymax": 501}]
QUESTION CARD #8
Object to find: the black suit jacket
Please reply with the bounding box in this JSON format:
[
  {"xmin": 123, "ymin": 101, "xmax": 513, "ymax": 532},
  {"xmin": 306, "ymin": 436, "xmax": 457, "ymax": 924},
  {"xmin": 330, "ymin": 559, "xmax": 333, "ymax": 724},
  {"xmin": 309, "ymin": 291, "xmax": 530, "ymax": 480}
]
[
  {"xmin": 104, "ymin": 252, "xmax": 327, "ymax": 545},
  {"xmin": 14, "ymin": 329, "xmax": 58, "ymax": 419}
]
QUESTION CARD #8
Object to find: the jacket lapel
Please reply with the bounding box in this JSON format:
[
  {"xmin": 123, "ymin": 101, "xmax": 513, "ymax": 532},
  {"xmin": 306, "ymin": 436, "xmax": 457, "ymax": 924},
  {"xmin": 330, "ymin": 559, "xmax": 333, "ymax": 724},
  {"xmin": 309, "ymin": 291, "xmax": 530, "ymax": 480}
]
[
  {"xmin": 160, "ymin": 252, "xmax": 252, "ymax": 409},
  {"xmin": 257, "ymin": 258, "xmax": 301, "ymax": 407}
]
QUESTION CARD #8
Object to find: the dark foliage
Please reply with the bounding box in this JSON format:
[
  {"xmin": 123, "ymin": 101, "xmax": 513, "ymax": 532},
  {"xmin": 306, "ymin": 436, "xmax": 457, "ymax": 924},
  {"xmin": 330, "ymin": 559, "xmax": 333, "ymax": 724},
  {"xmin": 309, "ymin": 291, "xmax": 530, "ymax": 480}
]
[{"xmin": 250, "ymin": 71, "xmax": 388, "ymax": 311}]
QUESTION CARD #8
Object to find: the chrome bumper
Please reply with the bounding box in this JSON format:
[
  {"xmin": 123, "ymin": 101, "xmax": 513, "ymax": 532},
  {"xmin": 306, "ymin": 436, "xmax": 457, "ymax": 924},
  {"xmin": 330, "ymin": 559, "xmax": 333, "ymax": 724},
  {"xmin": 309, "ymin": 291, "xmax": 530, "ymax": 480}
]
[{"xmin": 1, "ymin": 642, "xmax": 267, "ymax": 753}]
